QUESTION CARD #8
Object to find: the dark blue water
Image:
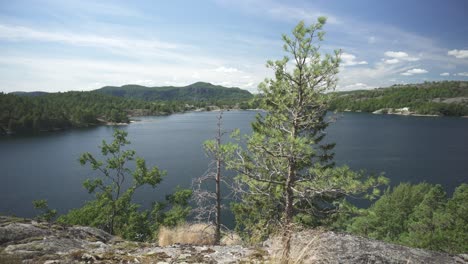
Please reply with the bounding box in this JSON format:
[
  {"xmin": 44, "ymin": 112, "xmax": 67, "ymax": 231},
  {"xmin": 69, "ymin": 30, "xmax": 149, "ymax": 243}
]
[{"xmin": 0, "ymin": 111, "xmax": 467, "ymax": 219}]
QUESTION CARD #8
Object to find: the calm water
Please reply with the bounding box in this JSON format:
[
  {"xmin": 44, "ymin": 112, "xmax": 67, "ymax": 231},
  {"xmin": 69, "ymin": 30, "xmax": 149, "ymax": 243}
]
[{"xmin": 1, "ymin": 111, "xmax": 467, "ymax": 219}]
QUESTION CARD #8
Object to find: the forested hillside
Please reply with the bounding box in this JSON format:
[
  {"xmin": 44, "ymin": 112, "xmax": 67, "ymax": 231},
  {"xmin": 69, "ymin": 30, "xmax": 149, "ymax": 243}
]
[
  {"xmin": 0, "ymin": 92, "xmax": 188, "ymax": 134},
  {"xmin": 96, "ymin": 82, "xmax": 253, "ymax": 103},
  {"xmin": 330, "ymin": 81, "xmax": 468, "ymax": 116},
  {"xmin": 1, "ymin": 82, "xmax": 256, "ymax": 135}
]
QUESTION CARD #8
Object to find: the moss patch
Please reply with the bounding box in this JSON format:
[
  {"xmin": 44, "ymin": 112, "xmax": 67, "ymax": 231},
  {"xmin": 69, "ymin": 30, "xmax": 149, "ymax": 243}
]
[{"xmin": 0, "ymin": 252, "xmax": 22, "ymax": 264}]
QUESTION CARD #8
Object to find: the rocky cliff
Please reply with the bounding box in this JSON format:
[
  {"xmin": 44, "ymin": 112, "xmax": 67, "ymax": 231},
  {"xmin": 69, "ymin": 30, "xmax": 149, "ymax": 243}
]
[{"xmin": 1, "ymin": 216, "xmax": 466, "ymax": 263}]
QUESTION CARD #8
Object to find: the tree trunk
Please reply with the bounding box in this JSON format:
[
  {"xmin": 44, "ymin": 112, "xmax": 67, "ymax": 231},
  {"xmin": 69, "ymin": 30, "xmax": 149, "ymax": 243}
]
[
  {"xmin": 281, "ymin": 161, "xmax": 295, "ymax": 263},
  {"xmin": 282, "ymin": 121, "xmax": 297, "ymax": 263},
  {"xmin": 215, "ymin": 158, "xmax": 221, "ymax": 244},
  {"xmin": 214, "ymin": 112, "xmax": 222, "ymax": 244}
]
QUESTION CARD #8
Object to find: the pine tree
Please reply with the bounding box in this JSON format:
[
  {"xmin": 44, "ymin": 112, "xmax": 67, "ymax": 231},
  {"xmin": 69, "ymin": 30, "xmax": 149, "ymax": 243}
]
[
  {"xmin": 229, "ymin": 18, "xmax": 388, "ymax": 262},
  {"xmin": 71, "ymin": 129, "xmax": 164, "ymax": 235}
]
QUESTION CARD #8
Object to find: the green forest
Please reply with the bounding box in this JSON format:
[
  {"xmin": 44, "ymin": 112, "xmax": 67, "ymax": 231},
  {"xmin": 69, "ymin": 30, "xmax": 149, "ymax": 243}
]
[
  {"xmin": 4, "ymin": 80, "xmax": 468, "ymax": 135},
  {"xmin": 0, "ymin": 92, "xmax": 170, "ymax": 134},
  {"xmin": 343, "ymin": 183, "xmax": 468, "ymax": 254},
  {"xmin": 329, "ymin": 81, "xmax": 468, "ymax": 116},
  {"xmin": 0, "ymin": 83, "xmax": 256, "ymax": 135}
]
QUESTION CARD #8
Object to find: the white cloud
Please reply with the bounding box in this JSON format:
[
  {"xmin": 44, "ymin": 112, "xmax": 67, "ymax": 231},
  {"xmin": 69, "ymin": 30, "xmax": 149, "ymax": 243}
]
[
  {"xmin": 384, "ymin": 51, "xmax": 419, "ymax": 61},
  {"xmin": 0, "ymin": 24, "xmax": 180, "ymax": 50},
  {"xmin": 213, "ymin": 66, "xmax": 241, "ymax": 73},
  {"xmin": 456, "ymin": 72, "xmax": 468, "ymax": 77},
  {"xmin": 191, "ymin": 72, "xmax": 201, "ymax": 79},
  {"xmin": 448, "ymin": 49, "xmax": 468, "ymax": 59},
  {"xmin": 440, "ymin": 72, "xmax": 450, "ymax": 76},
  {"xmin": 383, "ymin": 59, "xmax": 399, "ymax": 64},
  {"xmin": 368, "ymin": 36, "xmax": 376, "ymax": 44},
  {"xmin": 267, "ymin": 6, "xmax": 340, "ymax": 24},
  {"xmin": 408, "ymin": 68, "xmax": 428, "ymax": 74},
  {"xmin": 338, "ymin": 62, "xmax": 414, "ymax": 91},
  {"xmin": 243, "ymin": 82, "xmax": 255, "ymax": 88},
  {"xmin": 401, "ymin": 68, "xmax": 428, "ymax": 76},
  {"xmin": 404, "ymin": 57, "xmax": 420, "ymax": 62},
  {"xmin": 217, "ymin": 0, "xmax": 340, "ymax": 24},
  {"xmin": 340, "ymin": 52, "xmax": 368, "ymax": 66},
  {"xmin": 384, "ymin": 51, "xmax": 408, "ymax": 58},
  {"xmin": 215, "ymin": 81, "xmax": 232, "ymax": 86},
  {"xmin": 340, "ymin": 82, "xmax": 372, "ymax": 91},
  {"xmin": 132, "ymin": 79, "xmax": 157, "ymax": 86},
  {"xmin": 0, "ymin": 23, "xmax": 232, "ymax": 68},
  {"xmin": 0, "ymin": 55, "xmax": 265, "ymax": 93}
]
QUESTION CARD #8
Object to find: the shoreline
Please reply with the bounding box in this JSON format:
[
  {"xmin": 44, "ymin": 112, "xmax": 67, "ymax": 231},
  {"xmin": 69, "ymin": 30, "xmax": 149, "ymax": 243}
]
[
  {"xmin": 337, "ymin": 110, "xmax": 451, "ymax": 118},
  {"xmin": 2, "ymin": 109, "xmax": 465, "ymax": 136}
]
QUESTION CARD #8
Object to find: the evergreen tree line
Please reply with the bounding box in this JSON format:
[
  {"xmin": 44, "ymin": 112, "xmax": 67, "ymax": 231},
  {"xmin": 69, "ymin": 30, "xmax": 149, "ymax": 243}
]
[
  {"xmin": 329, "ymin": 81, "xmax": 468, "ymax": 116},
  {"xmin": 0, "ymin": 91, "xmax": 257, "ymax": 134}
]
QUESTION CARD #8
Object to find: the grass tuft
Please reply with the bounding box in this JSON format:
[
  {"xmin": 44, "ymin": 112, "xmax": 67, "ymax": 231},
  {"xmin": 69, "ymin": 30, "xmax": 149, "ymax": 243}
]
[{"xmin": 158, "ymin": 223, "xmax": 216, "ymax": 246}]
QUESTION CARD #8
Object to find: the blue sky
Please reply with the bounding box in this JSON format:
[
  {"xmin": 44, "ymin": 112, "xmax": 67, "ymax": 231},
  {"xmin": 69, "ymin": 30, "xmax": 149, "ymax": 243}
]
[{"xmin": 1, "ymin": 0, "xmax": 467, "ymax": 93}]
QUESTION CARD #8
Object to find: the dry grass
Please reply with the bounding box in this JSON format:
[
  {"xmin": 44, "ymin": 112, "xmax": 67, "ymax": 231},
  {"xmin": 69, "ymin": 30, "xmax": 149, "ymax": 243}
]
[
  {"xmin": 158, "ymin": 223, "xmax": 216, "ymax": 246},
  {"xmin": 220, "ymin": 232, "xmax": 242, "ymax": 246},
  {"xmin": 268, "ymin": 232, "xmax": 321, "ymax": 264}
]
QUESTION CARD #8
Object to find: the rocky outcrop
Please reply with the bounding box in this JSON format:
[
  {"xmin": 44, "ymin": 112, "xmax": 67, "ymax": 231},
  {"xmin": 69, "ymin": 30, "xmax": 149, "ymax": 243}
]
[
  {"xmin": 265, "ymin": 229, "xmax": 466, "ymax": 264},
  {"xmin": 372, "ymin": 107, "xmax": 411, "ymax": 115},
  {"xmin": 0, "ymin": 216, "xmax": 465, "ymax": 263},
  {"xmin": 371, "ymin": 107, "xmax": 440, "ymax": 117},
  {"xmin": 0, "ymin": 217, "xmax": 262, "ymax": 263}
]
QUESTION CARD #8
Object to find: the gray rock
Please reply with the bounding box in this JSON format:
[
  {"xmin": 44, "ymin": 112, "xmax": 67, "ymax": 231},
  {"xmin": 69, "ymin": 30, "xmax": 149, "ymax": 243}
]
[
  {"xmin": 0, "ymin": 220, "xmax": 51, "ymax": 245},
  {"xmin": 0, "ymin": 216, "xmax": 464, "ymax": 264},
  {"xmin": 265, "ymin": 229, "xmax": 462, "ymax": 264},
  {"xmin": 5, "ymin": 237, "xmax": 86, "ymax": 258},
  {"xmin": 68, "ymin": 226, "xmax": 113, "ymax": 242}
]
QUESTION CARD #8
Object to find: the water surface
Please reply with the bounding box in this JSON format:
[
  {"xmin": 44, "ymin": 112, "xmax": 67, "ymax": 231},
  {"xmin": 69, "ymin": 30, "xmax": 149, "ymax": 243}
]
[{"xmin": 1, "ymin": 111, "xmax": 467, "ymax": 218}]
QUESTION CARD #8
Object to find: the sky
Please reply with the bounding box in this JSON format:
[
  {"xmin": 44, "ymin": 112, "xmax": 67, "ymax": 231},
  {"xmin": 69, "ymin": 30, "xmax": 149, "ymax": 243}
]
[{"xmin": 0, "ymin": 0, "xmax": 467, "ymax": 93}]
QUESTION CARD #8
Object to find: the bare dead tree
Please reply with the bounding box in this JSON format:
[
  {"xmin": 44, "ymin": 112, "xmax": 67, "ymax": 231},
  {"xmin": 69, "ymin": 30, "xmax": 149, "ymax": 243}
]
[{"xmin": 192, "ymin": 111, "xmax": 236, "ymax": 244}]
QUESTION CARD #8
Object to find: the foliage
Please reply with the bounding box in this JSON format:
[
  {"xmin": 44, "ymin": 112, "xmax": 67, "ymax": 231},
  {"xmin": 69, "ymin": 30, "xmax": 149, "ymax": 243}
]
[
  {"xmin": 344, "ymin": 183, "xmax": 468, "ymax": 254},
  {"xmin": 57, "ymin": 129, "xmax": 191, "ymax": 241},
  {"xmin": 152, "ymin": 188, "xmax": 193, "ymax": 228},
  {"xmin": 97, "ymin": 81, "xmax": 253, "ymax": 103},
  {"xmin": 228, "ymin": 19, "xmax": 388, "ymax": 260},
  {"xmin": 32, "ymin": 199, "xmax": 57, "ymax": 222},
  {"xmin": 329, "ymin": 81, "xmax": 468, "ymax": 116}
]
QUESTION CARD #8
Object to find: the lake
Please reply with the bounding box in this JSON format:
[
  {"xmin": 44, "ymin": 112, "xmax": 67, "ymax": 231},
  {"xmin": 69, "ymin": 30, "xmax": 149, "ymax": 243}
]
[{"xmin": 1, "ymin": 111, "xmax": 467, "ymax": 220}]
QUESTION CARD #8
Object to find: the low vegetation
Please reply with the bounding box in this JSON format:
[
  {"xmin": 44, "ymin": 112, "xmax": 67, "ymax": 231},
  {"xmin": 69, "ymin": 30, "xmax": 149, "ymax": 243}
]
[
  {"xmin": 340, "ymin": 182, "xmax": 468, "ymax": 254},
  {"xmin": 56, "ymin": 130, "xmax": 192, "ymax": 242}
]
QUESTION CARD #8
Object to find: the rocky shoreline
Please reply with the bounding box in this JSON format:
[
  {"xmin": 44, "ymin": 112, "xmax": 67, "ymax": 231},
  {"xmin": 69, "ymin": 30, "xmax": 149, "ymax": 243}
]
[
  {"xmin": 371, "ymin": 107, "xmax": 440, "ymax": 117},
  {"xmin": 1, "ymin": 216, "xmax": 466, "ymax": 263}
]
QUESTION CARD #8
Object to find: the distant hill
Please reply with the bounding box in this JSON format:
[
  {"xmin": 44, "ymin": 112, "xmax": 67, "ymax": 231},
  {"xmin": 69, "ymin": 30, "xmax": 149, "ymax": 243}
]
[
  {"xmin": 330, "ymin": 81, "xmax": 468, "ymax": 116},
  {"xmin": 95, "ymin": 82, "xmax": 253, "ymax": 102}
]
